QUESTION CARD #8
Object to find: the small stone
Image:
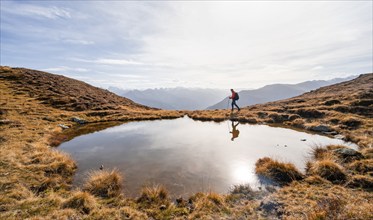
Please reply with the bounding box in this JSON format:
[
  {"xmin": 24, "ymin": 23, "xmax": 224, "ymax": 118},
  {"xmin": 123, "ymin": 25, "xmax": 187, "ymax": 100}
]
[
  {"xmin": 159, "ymin": 204, "xmax": 167, "ymax": 210},
  {"xmin": 259, "ymin": 198, "xmax": 283, "ymax": 214},
  {"xmin": 333, "ymin": 148, "xmax": 363, "ymax": 162},
  {"xmin": 58, "ymin": 124, "xmax": 69, "ymax": 129},
  {"xmin": 310, "ymin": 125, "xmax": 332, "ymax": 132},
  {"xmin": 42, "ymin": 117, "xmax": 55, "ymax": 122},
  {"xmin": 71, "ymin": 117, "xmax": 86, "ymax": 124},
  {"xmin": 334, "ymin": 134, "xmax": 345, "ymax": 140}
]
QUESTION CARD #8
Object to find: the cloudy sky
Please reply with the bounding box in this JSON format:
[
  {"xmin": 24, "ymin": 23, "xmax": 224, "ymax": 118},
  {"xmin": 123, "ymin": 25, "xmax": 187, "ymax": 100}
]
[{"xmin": 1, "ymin": 1, "xmax": 372, "ymax": 89}]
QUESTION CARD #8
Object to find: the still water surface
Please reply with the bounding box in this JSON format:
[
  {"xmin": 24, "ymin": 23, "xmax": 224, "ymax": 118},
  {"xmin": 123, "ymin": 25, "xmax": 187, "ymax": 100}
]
[{"xmin": 59, "ymin": 117, "xmax": 356, "ymax": 197}]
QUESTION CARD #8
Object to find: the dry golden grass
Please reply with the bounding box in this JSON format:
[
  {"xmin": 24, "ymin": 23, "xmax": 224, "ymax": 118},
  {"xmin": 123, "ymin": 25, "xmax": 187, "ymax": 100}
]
[
  {"xmin": 348, "ymin": 159, "xmax": 373, "ymax": 175},
  {"xmin": 137, "ymin": 185, "xmax": 170, "ymax": 206},
  {"xmin": 255, "ymin": 157, "xmax": 304, "ymax": 186},
  {"xmin": 62, "ymin": 191, "xmax": 97, "ymax": 214},
  {"xmin": 346, "ymin": 175, "xmax": 373, "ymax": 191},
  {"xmin": 275, "ymin": 183, "xmax": 373, "ymax": 220},
  {"xmin": 88, "ymin": 207, "xmax": 148, "ymax": 220},
  {"xmin": 308, "ymin": 159, "xmax": 347, "ymax": 184},
  {"xmin": 310, "ymin": 145, "xmax": 332, "ymax": 161},
  {"xmin": 304, "ymin": 175, "xmax": 331, "ymax": 185},
  {"xmin": 83, "ymin": 169, "xmax": 123, "ymax": 198},
  {"xmin": 188, "ymin": 192, "xmax": 230, "ymax": 218},
  {"xmin": 361, "ymin": 148, "xmax": 373, "ymax": 159}
]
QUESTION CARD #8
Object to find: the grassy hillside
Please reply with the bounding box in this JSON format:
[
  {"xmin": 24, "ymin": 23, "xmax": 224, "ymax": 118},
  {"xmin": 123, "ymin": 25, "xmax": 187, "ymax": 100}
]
[
  {"xmin": 1, "ymin": 67, "xmax": 148, "ymax": 111},
  {"xmin": 1, "ymin": 66, "xmax": 372, "ymax": 219}
]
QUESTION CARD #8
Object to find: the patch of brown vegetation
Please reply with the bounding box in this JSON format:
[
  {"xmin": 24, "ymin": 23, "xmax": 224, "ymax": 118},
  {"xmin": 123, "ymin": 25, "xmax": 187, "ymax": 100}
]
[
  {"xmin": 255, "ymin": 157, "xmax": 304, "ymax": 186},
  {"xmin": 83, "ymin": 169, "xmax": 123, "ymax": 198},
  {"xmin": 274, "ymin": 183, "xmax": 373, "ymax": 219},
  {"xmin": 0, "ymin": 67, "xmax": 149, "ymax": 111},
  {"xmin": 348, "ymin": 159, "xmax": 373, "ymax": 175},
  {"xmin": 308, "ymin": 159, "xmax": 347, "ymax": 184},
  {"xmin": 63, "ymin": 191, "xmax": 97, "ymax": 214},
  {"xmin": 137, "ymin": 185, "xmax": 170, "ymax": 207},
  {"xmin": 346, "ymin": 175, "xmax": 373, "ymax": 191}
]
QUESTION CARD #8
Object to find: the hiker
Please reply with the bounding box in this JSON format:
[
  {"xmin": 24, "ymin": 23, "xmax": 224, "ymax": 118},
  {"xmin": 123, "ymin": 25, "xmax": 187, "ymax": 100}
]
[
  {"xmin": 229, "ymin": 89, "xmax": 240, "ymax": 112},
  {"xmin": 230, "ymin": 121, "xmax": 240, "ymax": 141}
]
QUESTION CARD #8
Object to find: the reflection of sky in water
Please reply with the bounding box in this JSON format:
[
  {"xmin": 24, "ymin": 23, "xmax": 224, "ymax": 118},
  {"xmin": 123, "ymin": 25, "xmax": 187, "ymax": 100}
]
[{"xmin": 59, "ymin": 117, "xmax": 357, "ymax": 197}]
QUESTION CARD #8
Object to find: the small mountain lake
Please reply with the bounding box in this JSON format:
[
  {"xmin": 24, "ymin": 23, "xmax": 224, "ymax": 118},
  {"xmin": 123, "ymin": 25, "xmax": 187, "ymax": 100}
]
[{"xmin": 59, "ymin": 117, "xmax": 356, "ymax": 197}]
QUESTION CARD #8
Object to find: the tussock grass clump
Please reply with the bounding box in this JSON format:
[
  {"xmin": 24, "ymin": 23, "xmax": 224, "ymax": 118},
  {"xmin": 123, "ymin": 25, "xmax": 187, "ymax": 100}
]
[
  {"xmin": 268, "ymin": 112, "xmax": 287, "ymax": 123},
  {"xmin": 137, "ymin": 185, "xmax": 170, "ymax": 206},
  {"xmin": 44, "ymin": 150, "xmax": 77, "ymax": 178},
  {"xmin": 295, "ymin": 108, "xmax": 324, "ymax": 118},
  {"xmin": 308, "ymin": 160, "xmax": 347, "ymax": 184},
  {"xmin": 63, "ymin": 191, "xmax": 96, "ymax": 214},
  {"xmin": 44, "ymin": 208, "xmax": 82, "ymax": 220},
  {"xmin": 288, "ymin": 114, "xmax": 300, "ymax": 121},
  {"xmin": 229, "ymin": 184, "xmax": 256, "ymax": 199},
  {"xmin": 342, "ymin": 117, "xmax": 362, "ymax": 129},
  {"xmin": 326, "ymin": 145, "xmax": 345, "ymax": 151},
  {"xmin": 348, "ymin": 159, "xmax": 373, "ymax": 175},
  {"xmin": 255, "ymin": 157, "xmax": 304, "ymax": 186},
  {"xmin": 324, "ymin": 99, "xmax": 341, "ymax": 106},
  {"xmin": 287, "ymin": 118, "xmax": 306, "ymax": 128},
  {"xmin": 306, "ymin": 196, "xmax": 347, "ymax": 220},
  {"xmin": 49, "ymin": 133, "xmax": 69, "ymax": 147},
  {"xmin": 361, "ymin": 148, "xmax": 373, "ymax": 159},
  {"xmin": 83, "ymin": 169, "xmax": 123, "ymax": 198},
  {"xmin": 304, "ymin": 175, "xmax": 331, "ymax": 185},
  {"xmin": 346, "ymin": 175, "xmax": 373, "ymax": 191},
  {"xmin": 310, "ymin": 146, "xmax": 331, "ymax": 160},
  {"xmin": 31, "ymin": 178, "xmax": 61, "ymax": 194},
  {"xmin": 189, "ymin": 192, "xmax": 230, "ymax": 217}
]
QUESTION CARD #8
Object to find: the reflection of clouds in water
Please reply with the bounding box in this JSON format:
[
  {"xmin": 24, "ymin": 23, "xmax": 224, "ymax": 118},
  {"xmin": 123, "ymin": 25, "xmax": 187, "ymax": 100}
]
[
  {"xmin": 101, "ymin": 122, "xmax": 148, "ymax": 133},
  {"xmin": 89, "ymin": 145, "xmax": 104, "ymax": 153},
  {"xmin": 306, "ymin": 138, "xmax": 357, "ymax": 149}
]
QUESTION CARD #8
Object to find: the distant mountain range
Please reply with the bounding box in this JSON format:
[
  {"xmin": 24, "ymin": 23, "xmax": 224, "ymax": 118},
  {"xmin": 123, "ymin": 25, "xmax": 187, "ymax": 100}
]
[
  {"xmin": 108, "ymin": 87, "xmax": 228, "ymax": 110},
  {"xmin": 109, "ymin": 76, "xmax": 356, "ymax": 110},
  {"xmin": 207, "ymin": 76, "xmax": 357, "ymax": 110}
]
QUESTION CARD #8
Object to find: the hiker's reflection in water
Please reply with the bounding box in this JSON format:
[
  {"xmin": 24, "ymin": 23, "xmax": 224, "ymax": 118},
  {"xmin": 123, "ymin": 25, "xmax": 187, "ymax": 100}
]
[{"xmin": 230, "ymin": 121, "xmax": 240, "ymax": 141}]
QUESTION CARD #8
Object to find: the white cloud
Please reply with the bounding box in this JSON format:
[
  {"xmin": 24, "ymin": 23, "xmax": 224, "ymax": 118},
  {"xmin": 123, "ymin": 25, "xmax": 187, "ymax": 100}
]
[
  {"xmin": 2, "ymin": 3, "xmax": 71, "ymax": 19},
  {"xmin": 96, "ymin": 59, "xmax": 143, "ymax": 66},
  {"xmin": 71, "ymin": 58, "xmax": 143, "ymax": 66},
  {"xmin": 63, "ymin": 39, "xmax": 94, "ymax": 45},
  {"xmin": 1, "ymin": 1, "xmax": 372, "ymax": 89}
]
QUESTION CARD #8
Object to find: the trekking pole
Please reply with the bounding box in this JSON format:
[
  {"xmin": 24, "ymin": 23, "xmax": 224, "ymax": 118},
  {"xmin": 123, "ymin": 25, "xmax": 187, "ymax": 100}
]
[{"xmin": 227, "ymin": 98, "xmax": 230, "ymax": 110}]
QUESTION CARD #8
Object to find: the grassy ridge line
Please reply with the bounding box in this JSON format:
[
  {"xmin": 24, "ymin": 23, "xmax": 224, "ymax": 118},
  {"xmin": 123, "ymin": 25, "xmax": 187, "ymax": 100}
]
[{"xmin": 0, "ymin": 66, "xmax": 150, "ymax": 111}]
